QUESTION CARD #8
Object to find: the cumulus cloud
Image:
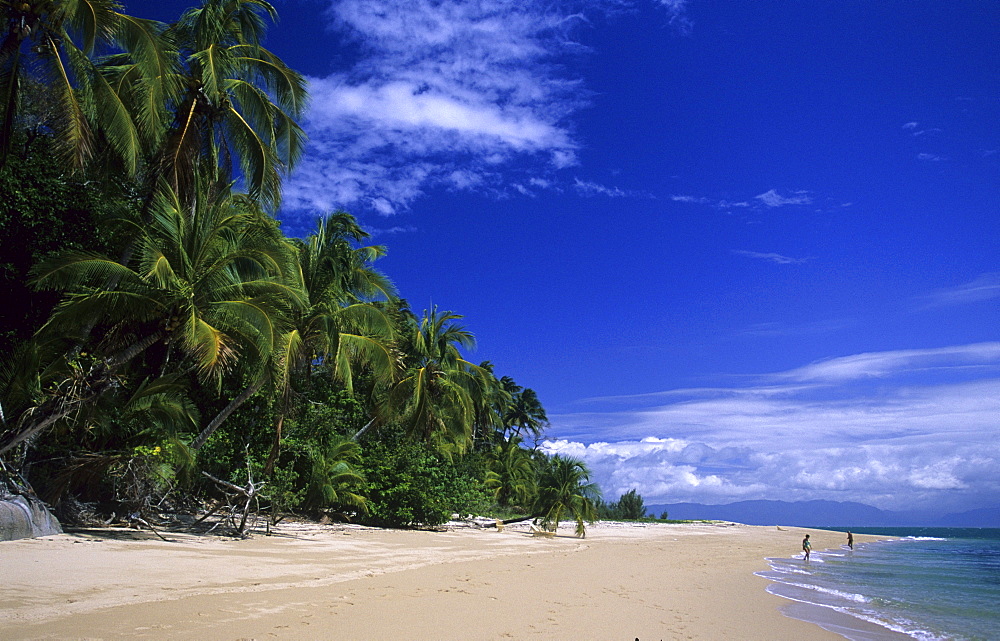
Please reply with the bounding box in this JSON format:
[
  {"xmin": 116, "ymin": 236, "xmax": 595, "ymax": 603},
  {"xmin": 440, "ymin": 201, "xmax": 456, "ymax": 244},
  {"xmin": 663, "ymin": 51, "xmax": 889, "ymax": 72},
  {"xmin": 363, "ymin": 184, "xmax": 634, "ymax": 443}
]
[
  {"xmin": 543, "ymin": 343, "xmax": 1000, "ymax": 511},
  {"xmin": 279, "ymin": 0, "xmax": 688, "ymax": 223}
]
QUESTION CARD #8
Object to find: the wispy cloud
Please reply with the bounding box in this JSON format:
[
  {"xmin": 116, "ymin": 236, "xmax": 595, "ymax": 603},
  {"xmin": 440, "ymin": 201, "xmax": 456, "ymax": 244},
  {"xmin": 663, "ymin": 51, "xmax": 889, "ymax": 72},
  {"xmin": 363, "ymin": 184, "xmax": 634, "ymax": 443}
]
[
  {"xmin": 917, "ymin": 152, "xmax": 943, "ymax": 161},
  {"xmin": 573, "ymin": 178, "xmax": 630, "ymax": 198},
  {"xmin": 543, "ymin": 343, "xmax": 1000, "ymax": 510},
  {"xmin": 732, "ymin": 250, "xmax": 809, "ymax": 265},
  {"xmin": 755, "ymin": 189, "xmax": 812, "ymax": 207},
  {"xmin": 671, "ymin": 194, "xmax": 750, "ymax": 209},
  {"xmin": 902, "ymin": 121, "xmax": 942, "ymax": 137},
  {"xmin": 775, "ymin": 343, "xmax": 1000, "ymax": 383},
  {"xmin": 919, "ymin": 273, "xmax": 1000, "ymax": 308},
  {"xmin": 738, "ymin": 319, "xmax": 853, "ymax": 337},
  {"xmin": 279, "ymin": 0, "xmax": 688, "ymax": 222}
]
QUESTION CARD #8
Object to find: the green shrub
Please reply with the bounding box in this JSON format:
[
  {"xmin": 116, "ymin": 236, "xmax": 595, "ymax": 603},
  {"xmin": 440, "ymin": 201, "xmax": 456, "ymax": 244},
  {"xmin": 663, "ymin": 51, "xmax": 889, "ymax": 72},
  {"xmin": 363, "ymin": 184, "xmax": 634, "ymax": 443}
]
[{"xmin": 358, "ymin": 436, "xmax": 491, "ymax": 527}]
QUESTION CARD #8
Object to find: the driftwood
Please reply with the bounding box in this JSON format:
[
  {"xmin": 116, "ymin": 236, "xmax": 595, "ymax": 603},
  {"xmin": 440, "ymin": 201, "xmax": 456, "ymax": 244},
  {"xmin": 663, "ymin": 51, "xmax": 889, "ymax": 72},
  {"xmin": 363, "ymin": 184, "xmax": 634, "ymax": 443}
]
[
  {"xmin": 200, "ymin": 469, "xmax": 268, "ymax": 537},
  {"xmin": 126, "ymin": 511, "xmax": 171, "ymax": 542}
]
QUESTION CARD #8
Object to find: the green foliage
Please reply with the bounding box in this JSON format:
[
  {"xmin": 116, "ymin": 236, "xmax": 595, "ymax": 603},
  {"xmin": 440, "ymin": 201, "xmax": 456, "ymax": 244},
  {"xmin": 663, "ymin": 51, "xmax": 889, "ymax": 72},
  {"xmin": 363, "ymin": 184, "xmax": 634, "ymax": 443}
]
[
  {"xmin": 278, "ymin": 395, "xmax": 369, "ymax": 513},
  {"xmin": 358, "ymin": 432, "xmax": 491, "ymax": 527},
  {"xmin": 0, "ymin": 1, "xmax": 550, "ymax": 531},
  {"xmin": 485, "ymin": 435, "xmax": 536, "ymax": 510},
  {"xmin": 533, "ymin": 454, "xmax": 601, "ymax": 537},
  {"xmin": 0, "ymin": 139, "xmax": 121, "ymax": 354},
  {"xmin": 597, "ymin": 488, "xmax": 647, "ymax": 520}
]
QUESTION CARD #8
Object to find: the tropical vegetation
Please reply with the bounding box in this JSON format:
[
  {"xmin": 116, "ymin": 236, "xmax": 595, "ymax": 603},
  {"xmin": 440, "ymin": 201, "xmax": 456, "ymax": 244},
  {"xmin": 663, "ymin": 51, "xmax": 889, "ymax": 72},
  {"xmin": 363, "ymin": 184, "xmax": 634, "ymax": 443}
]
[{"xmin": 0, "ymin": 0, "xmax": 604, "ymax": 537}]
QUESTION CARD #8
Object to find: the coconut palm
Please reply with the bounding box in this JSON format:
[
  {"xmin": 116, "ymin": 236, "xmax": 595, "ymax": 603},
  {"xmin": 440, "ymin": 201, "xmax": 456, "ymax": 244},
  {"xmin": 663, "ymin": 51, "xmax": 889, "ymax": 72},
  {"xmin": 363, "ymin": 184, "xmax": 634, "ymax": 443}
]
[
  {"xmin": 499, "ymin": 376, "xmax": 548, "ymax": 442},
  {"xmin": 300, "ymin": 435, "xmax": 367, "ymax": 513},
  {"xmin": 533, "ymin": 455, "xmax": 600, "ymax": 537},
  {"xmin": 468, "ymin": 361, "xmax": 511, "ymax": 446},
  {"xmin": 263, "ymin": 213, "xmax": 398, "ymax": 474},
  {"xmin": 0, "ymin": 0, "xmax": 169, "ymax": 172},
  {"xmin": 153, "ymin": 0, "xmax": 307, "ymax": 210},
  {"xmin": 485, "ymin": 434, "xmax": 536, "ymax": 509},
  {"xmin": 0, "ymin": 178, "xmax": 301, "ymax": 457},
  {"xmin": 383, "ymin": 307, "xmax": 489, "ymax": 453}
]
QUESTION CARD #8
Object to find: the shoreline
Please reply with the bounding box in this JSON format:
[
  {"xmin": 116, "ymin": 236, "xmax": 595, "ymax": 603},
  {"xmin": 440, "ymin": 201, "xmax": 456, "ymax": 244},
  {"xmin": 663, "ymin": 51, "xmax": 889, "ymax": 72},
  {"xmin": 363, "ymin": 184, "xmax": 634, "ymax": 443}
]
[{"xmin": 2, "ymin": 521, "xmax": 877, "ymax": 640}]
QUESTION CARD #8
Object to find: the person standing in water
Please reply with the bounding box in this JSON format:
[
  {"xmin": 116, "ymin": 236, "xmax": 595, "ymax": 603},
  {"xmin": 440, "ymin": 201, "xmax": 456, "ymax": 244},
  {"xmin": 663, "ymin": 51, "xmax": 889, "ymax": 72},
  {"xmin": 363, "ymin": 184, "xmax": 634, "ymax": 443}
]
[
  {"xmin": 802, "ymin": 534, "xmax": 812, "ymax": 560},
  {"xmin": 847, "ymin": 531, "xmax": 854, "ymax": 550}
]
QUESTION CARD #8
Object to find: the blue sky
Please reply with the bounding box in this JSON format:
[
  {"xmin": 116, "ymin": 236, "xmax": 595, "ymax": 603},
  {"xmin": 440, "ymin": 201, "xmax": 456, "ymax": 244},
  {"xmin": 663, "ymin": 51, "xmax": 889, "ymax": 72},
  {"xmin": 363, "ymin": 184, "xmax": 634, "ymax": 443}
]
[{"xmin": 140, "ymin": 0, "xmax": 1000, "ymax": 513}]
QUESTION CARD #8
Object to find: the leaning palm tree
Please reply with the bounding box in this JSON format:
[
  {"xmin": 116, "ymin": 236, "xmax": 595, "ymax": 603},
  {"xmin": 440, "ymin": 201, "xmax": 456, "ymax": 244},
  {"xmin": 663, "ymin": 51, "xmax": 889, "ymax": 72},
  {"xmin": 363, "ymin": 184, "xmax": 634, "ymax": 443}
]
[
  {"xmin": 0, "ymin": 178, "xmax": 302, "ymax": 457},
  {"xmin": 533, "ymin": 455, "xmax": 600, "ymax": 537}
]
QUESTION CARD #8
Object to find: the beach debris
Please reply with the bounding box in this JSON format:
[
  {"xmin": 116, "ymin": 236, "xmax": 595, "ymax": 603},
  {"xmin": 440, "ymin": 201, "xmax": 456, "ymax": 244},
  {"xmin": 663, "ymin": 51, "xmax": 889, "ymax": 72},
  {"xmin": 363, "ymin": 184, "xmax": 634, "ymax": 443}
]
[{"xmin": 200, "ymin": 469, "xmax": 267, "ymax": 538}]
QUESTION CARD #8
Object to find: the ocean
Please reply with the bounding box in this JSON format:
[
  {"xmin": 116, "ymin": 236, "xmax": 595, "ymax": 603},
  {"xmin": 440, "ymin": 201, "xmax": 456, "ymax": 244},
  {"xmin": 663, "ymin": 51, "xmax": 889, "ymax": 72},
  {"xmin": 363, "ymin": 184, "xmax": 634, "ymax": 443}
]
[{"xmin": 760, "ymin": 527, "xmax": 1000, "ymax": 641}]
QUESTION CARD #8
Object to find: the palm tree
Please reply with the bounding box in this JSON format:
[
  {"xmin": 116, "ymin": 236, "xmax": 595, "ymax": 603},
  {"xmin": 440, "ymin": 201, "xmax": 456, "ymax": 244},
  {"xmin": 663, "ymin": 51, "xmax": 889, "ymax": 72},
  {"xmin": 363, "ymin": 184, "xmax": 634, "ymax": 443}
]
[
  {"xmin": 153, "ymin": 0, "xmax": 307, "ymax": 210},
  {"xmin": 383, "ymin": 307, "xmax": 489, "ymax": 453},
  {"xmin": 0, "ymin": 0, "xmax": 169, "ymax": 172},
  {"xmin": 499, "ymin": 376, "xmax": 548, "ymax": 442},
  {"xmin": 300, "ymin": 435, "xmax": 367, "ymax": 514},
  {"xmin": 485, "ymin": 434, "xmax": 536, "ymax": 509},
  {"xmin": 0, "ymin": 178, "xmax": 301, "ymax": 457},
  {"xmin": 469, "ymin": 361, "xmax": 511, "ymax": 446},
  {"xmin": 533, "ymin": 455, "xmax": 600, "ymax": 537},
  {"xmin": 263, "ymin": 213, "xmax": 398, "ymax": 474}
]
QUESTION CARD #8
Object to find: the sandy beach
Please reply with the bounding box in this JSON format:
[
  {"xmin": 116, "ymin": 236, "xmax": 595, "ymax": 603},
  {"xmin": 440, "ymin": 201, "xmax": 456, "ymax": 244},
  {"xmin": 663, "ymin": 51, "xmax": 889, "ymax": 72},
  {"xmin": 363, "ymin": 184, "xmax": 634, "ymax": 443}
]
[{"xmin": 1, "ymin": 521, "xmax": 874, "ymax": 640}]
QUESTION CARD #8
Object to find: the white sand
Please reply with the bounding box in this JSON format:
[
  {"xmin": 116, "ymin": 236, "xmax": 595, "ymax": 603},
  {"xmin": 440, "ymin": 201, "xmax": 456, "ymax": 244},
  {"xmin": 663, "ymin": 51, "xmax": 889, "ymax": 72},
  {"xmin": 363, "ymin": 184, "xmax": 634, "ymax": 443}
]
[{"xmin": 1, "ymin": 521, "xmax": 876, "ymax": 640}]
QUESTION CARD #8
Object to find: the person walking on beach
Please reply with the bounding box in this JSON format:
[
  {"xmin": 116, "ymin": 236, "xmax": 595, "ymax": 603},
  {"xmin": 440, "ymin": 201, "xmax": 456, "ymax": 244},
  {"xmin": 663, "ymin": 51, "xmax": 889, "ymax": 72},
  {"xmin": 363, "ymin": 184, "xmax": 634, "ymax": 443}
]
[
  {"xmin": 802, "ymin": 534, "xmax": 811, "ymax": 560},
  {"xmin": 847, "ymin": 531, "xmax": 854, "ymax": 550}
]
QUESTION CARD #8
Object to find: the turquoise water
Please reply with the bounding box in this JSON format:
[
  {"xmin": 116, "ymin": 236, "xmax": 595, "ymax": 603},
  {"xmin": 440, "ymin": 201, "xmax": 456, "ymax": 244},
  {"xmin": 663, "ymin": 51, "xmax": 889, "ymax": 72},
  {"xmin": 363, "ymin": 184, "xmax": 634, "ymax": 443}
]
[{"xmin": 761, "ymin": 528, "xmax": 1000, "ymax": 641}]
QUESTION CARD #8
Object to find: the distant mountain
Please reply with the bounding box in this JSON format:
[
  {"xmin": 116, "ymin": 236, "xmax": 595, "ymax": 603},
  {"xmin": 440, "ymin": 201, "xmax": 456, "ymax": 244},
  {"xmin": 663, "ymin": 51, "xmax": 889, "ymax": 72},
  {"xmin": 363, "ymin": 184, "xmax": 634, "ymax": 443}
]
[{"xmin": 645, "ymin": 500, "xmax": 1000, "ymax": 528}]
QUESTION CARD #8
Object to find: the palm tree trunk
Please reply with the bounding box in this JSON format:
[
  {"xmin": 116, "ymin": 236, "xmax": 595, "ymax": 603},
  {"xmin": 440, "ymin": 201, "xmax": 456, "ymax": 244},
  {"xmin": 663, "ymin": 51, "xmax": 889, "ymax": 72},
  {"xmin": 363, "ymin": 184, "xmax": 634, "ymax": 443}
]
[
  {"xmin": 190, "ymin": 379, "xmax": 265, "ymax": 451},
  {"xmin": 0, "ymin": 331, "xmax": 164, "ymax": 457},
  {"xmin": 350, "ymin": 418, "xmax": 377, "ymax": 442},
  {"xmin": 492, "ymin": 513, "xmax": 541, "ymax": 526},
  {"xmin": 261, "ymin": 412, "xmax": 285, "ymax": 476}
]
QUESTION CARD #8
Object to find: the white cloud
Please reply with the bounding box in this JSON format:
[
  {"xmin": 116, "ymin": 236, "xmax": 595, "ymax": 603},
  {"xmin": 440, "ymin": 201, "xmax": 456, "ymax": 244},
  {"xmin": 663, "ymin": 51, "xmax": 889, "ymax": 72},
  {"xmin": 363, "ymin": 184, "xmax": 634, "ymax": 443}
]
[
  {"xmin": 671, "ymin": 194, "xmax": 710, "ymax": 204},
  {"xmin": 739, "ymin": 319, "xmax": 852, "ymax": 337},
  {"xmin": 755, "ymin": 189, "xmax": 812, "ymax": 207},
  {"xmin": 279, "ymin": 0, "xmax": 685, "ymax": 222},
  {"xmin": 776, "ymin": 343, "xmax": 1000, "ymax": 383},
  {"xmin": 919, "ymin": 273, "xmax": 1000, "ymax": 308},
  {"xmin": 732, "ymin": 250, "xmax": 809, "ymax": 265},
  {"xmin": 917, "ymin": 152, "xmax": 942, "ymax": 161},
  {"xmin": 543, "ymin": 343, "xmax": 1000, "ymax": 511},
  {"xmin": 671, "ymin": 194, "xmax": 750, "ymax": 208},
  {"xmin": 573, "ymin": 178, "xmax": 632, "ymax": 198}
]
